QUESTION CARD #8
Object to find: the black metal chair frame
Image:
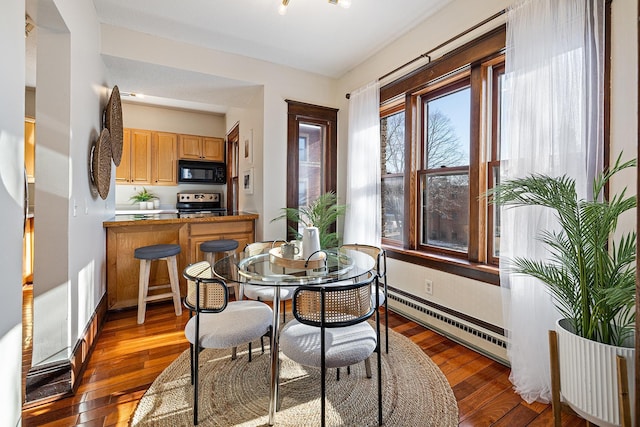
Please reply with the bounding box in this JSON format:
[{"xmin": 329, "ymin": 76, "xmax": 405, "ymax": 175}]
[
  {"xmin": 340, "ymin": 244, "xmax": 389, "ymax": 354},
  {"xmin": 290, "ymin": 272, "xmax": 383, "ymax": 427},
  {"xmin": 183, "ymin": 264, "xmax": 270, "ymax": 425}
]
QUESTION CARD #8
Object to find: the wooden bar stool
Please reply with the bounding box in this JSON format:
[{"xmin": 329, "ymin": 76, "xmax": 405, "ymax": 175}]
[
  {"xmin": 134, "ymin": 243, "xmax": 183, "ymax": 324},
  {"xmin": 200, "ymin": 239, "xmax": 239, "ymax": 298}
]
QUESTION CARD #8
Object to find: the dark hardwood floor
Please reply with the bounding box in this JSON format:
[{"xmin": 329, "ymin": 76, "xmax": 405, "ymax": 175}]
[{"xmin": 21, "ymin": 286, "xmax": 586, "ymax": 426}]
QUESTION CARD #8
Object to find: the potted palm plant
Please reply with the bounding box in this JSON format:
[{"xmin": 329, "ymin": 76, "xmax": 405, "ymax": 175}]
[
  {"xmin": 272, "ymin": 191, "xmax": 347, "ymax": 249},
  {"xmin": 489, "ymin": 154, "xmax": 636, "ymax": 425}
]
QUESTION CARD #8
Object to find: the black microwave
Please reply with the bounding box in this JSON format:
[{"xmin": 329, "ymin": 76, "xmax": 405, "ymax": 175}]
[{"xmin": 178, "ymin": 160, "xmax": 226, "ymax": 184}]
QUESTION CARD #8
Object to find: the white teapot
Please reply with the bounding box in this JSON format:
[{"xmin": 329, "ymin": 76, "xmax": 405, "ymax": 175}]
[{"xmin": 302, "ymin": 226, "xmax": 322, "ymax": 260}]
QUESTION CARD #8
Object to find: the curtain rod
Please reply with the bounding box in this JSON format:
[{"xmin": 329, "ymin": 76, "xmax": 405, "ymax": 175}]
[{"xmin": 345, "ymin": 8, "xmax": 506, "ymax": 99}]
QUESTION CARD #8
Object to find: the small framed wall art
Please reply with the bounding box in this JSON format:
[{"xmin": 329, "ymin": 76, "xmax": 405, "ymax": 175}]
[{"xmin": 243, "ymin": 168, "xmax": 254, "ymax": 194}]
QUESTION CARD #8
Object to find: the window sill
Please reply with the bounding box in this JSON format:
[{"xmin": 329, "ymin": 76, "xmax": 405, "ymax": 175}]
[{"xmin": 382, "ymin": 245, "xmax": 500, "ymax": 285}]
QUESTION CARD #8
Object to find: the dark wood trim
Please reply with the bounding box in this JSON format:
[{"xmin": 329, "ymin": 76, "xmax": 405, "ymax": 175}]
[
  {"xmin": 284, "ymin": 100, "xmax": 339, "ymax": 240},
  {"xmin": 389, "ymin": 285, "xmax": 504, "ymax": 336},
  {"xmin": 405, "ymin": 93, "xmax": 418, "ymax": 249},
  {"xmin": 384, "ymin": 245, "xmax": 499, "ymax": 285},
  {"xmin": 636, "ymin": 0, "xmax": 639, "ymax": 420},
  {"xmin": 226, "ymin": 123, "xmax": 240, "ymax": 212},
  {"xmin": 381, "ymin": 25, "xmax": 506, "ymax": 103},
  {"xmin": 24, "ymin": 293, "xmax": 107, "ymax": 408},
  {"xmin": 468, "ymin": 65, "xmax": 482, "ymax": 262}
]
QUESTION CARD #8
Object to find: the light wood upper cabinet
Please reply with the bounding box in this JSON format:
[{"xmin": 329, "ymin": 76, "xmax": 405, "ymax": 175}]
[
  {"xmin": 178, "ymin": 134, "xmax": 202, "ymax": 160},
  {"xmin": 116, "ymin": 129, "xmax": 153, "ymax": 185},
  {"xmin": 179, "ymin": 134, "xmax": 225, "ymax": 162},
  {"xmin": 152, "ymin": 132, "xmax": 177, "ymax": 185},
  {"xmin": 202, "ymin": 137, "xmax": 225, "ymax": 162},
  {"xmin": 130, "ymin": 129, "xmax": 152, "ymax": 184},
  {"xmin": 25, "ymin": 119, "xmax": 35, "ymax": 183},
  {"xmin": 115, "ymin": 128, "xmax": 132, "ymax": 184},
  {"xmin": 117, "ymin": 128, "xmax": 222, "ymax": 185}
]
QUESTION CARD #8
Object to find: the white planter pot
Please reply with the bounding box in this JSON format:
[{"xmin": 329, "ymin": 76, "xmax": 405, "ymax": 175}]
[{"xmin": 556, "ymin": 318, "xmax": 635, "ymax": 427}]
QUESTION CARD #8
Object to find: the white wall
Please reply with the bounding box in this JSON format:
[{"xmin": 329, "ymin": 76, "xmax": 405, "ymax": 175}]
[
  {"xmin": 0, "ymin": 1, "xmax": 27, "ymax": 424},
  {"xmin": 610, "ymin": 0, "xmax": 639, "ymax": 238},
  {"xmin": 121, "ymin": 102, "xmax": 226, "ymax": 136},
  {"xmin": 30, "ymin": 0, "xmax": 110, "ymax": 368}
]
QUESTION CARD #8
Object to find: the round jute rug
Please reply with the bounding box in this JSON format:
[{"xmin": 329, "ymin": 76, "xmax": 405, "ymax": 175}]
[{"xmin": 131, "ymin": 327, "xmax": 458, "ymax": 426}]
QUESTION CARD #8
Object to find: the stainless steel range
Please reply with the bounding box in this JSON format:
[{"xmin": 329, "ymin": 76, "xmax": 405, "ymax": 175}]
[{"xmin": 176, "ymin": 191, "xmax": 226, "ymax": 216}]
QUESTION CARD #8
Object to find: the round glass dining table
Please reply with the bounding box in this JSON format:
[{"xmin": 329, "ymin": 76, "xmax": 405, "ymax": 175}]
[{"xmin": 213, "ymin": 246, "xmax": 376, "ymax": 426}]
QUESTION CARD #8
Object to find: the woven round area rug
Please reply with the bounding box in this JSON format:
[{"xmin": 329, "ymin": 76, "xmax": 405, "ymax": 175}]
[{"xmin": 131, "ymin": 327, "xmax": 458, "ymax": 426}]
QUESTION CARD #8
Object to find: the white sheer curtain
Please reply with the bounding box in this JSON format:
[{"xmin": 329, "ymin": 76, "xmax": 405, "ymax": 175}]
[
  {"xmin": 343, "ymin": 81, "xmax": 381, "ymax": 246},
  {"xmin": 501, "ymin": 0, "xmax": 604, "ymax": 403}
]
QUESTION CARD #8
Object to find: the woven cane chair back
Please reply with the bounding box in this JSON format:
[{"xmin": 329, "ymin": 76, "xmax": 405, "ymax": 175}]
[
  {"xmin": 183, "ymin": 261, "xmax": 227, "ymax": 312},
  {"xmin": 292, "ymin": 273, "xmax": 375, "ymax": 328}
]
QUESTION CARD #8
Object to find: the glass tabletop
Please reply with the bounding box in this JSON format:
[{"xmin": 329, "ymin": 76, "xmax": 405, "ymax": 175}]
[{"xmin": 213, "ymin": 246, "xmax": 375, "ymax": 286}]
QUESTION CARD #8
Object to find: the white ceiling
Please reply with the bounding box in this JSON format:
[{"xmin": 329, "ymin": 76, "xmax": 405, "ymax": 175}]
[{"xmin": 27, "ymin": 0, "xmax": 453, "ymax": 113}]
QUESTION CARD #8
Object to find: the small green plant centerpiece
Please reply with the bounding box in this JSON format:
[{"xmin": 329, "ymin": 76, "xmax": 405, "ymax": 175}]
[
  {"xmin": 129, "ymin": 187, "xmax": 157, "ymax": 203},
  {"xmin": 272, "ymin": 191, "xmax": 347, "ymax": 249}
]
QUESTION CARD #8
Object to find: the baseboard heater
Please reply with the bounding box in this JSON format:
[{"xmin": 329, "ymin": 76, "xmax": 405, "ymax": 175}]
[{"xmin": 387, "ymin": 285, "xmax": 509, "ymax": 366}]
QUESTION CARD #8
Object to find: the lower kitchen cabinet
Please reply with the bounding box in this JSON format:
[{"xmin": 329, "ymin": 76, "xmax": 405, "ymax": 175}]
[
  {"xmin": 104, "ymin": 213, "xmax": 257, "ymax": 310},
  {"xmin": 188, "ymin": 219, "xmax": 254, "ymax": 264}
]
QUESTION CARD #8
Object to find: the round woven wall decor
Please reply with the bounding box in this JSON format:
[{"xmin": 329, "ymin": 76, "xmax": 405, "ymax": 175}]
[
  {"xmin": 91, "ymin": 128, "xmax": 112, "ymax": 200},
  {"xmin": 105, "ymin": 85, "xmax": 123, "ymax": 166}
]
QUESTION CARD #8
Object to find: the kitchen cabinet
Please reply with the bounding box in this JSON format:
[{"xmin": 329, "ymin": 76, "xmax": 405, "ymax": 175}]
[
  {"xmin": 117, "ymin": 129, "xmax": 178, "ymax": 185},
  {"xmin": 187, "ymin": 220, "xmax": 254, "ymax": 264},
  {"xmin": 179, "ymin": 134, "xmax": 225, "ymax": 162},
  {"xmin": 116, "ymin": 128, "xmax": 152, "ymax": 184},
  {"xmin": 25, "ymin": 119, "xmax": 35, "ymax": 183},
  {"xmin": 103, "ymin": 213, "xmax": 257, "ymax": 310},
  {"xmin": 105, "ymin": 222, "xmax": 188, "ymax": 310},
  {"xmin": 151, "ymin": 131, "xmax": 177, "ymax": 185}
]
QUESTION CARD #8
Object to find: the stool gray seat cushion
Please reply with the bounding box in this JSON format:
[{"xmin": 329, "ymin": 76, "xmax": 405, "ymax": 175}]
[
  {"xmin": 184, "ymin": 300, "xmax": 272, "ymax": 349},
  {"xmin": 134, "ymin": 243, "xmax": 181, "ymax": 260},
  {"xmin": 280, "ymin": 319, "xmax": 377, "ymax": 369},
  {"xmin": 200, "ymin": 239, "xmax": 239, "ymax": 253}
]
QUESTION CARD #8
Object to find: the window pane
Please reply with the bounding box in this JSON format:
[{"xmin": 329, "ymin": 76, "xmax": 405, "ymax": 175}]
[
  {"xmin": 298, "ymin": 123, "xmax": 325, "ymax": 204},
  {"xmin": 298, "ymin": 122, "xmax": 326, "ymax": 234},
  {"xmin": 381, "ymin": 111, "xmax": 405, "ymax": 174},
  {"xmin": 492, "ymin": 165, "xmax": 500, "ymax": 258},
  {"xmin": 381, "ymin": 109, "xmax": 405, "ymax": 243},
  {"xmin": 421, "ymin": 173, "xmax": 469, "ymax": 252},
  {"xmin": 382, "ymin": 176, "xmax": 404, "ymax": 241},
  {"xmin": 424, "ymin": 88, "xmax": 470, "ymax": 169}
]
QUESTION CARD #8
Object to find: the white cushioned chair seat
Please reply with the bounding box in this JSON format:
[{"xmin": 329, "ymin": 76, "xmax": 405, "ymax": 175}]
[
  {"xmin": 185, "ymin": 300, "xmax": 272, "ymax": 348},
  {"xmin": 280, "ymin": 319, "xmax": 377, "ymax": 368},
  {"xmin": 372, "ymin": 287, "xmax": 386, "ymax": 307},
  {"xmin": 243, "ymin": 284, "xmax": 295, "ymax": 301}
]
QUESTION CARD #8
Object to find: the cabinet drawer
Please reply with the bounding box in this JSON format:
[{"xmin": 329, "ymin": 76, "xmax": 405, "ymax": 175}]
[{"xmin": 190, "ymin": 221, "xmax": 253, "ymax": 236}]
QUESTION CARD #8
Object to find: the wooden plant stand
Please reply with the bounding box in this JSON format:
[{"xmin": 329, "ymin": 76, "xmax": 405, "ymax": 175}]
[{"xmin": 548, "ymin": 330, "xmax": 632, "ymax": 427}]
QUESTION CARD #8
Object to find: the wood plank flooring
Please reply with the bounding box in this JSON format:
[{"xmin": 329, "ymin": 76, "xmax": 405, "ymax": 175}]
[{"xmin": 21, "ymin": 290, "xmax": 586, "ymax": 426}]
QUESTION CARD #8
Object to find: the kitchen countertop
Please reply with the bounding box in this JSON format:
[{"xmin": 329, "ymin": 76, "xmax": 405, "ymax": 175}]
[{"xmin": 103, "ymin": 211, "xmax": 258, "ymax": 227}]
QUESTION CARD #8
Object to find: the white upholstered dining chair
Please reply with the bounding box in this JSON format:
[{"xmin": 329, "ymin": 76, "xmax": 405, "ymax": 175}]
[
  {"xmin": 182, "ymin": 261, "xmax": 273, "ymax": 425},
  {"xmin": 280, "ymin": 272, "xmax": 383, "ymax": 427}
]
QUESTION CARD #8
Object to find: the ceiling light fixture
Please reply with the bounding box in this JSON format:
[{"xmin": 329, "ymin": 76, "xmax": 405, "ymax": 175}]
[{"xmin": 278, "ymin": 0, "xmax": 351, "ymax": 16}]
